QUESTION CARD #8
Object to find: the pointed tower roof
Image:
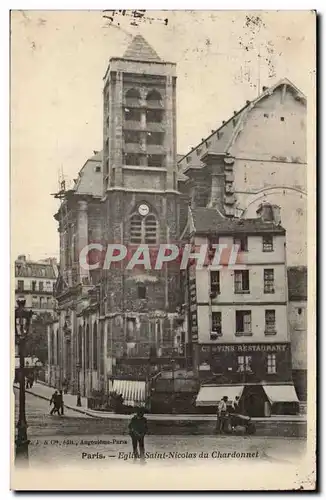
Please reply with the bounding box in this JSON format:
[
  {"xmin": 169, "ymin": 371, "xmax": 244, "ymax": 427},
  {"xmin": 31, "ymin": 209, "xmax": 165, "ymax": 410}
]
[{"xmin": 123, "ymin": 34, "xmax": 161, "ymax": 62}]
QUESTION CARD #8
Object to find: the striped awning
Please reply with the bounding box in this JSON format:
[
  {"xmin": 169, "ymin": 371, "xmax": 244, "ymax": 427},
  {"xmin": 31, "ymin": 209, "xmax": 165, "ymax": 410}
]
[{"xmin": 112, "ymin": 380, "xmax": 147, "ymax": 407}]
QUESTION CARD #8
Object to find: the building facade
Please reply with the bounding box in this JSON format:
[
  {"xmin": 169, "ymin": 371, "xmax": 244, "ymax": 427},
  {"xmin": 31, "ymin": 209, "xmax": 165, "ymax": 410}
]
[
  {"xmin": 288, "ymin": 266, "xmax": 307, "ymax": 401},
  {"xmin": 184, "ymin": 204, "xmax": 299, "ymax": 416},
  {"xmin": 15, "ymin": 255, "xmax": 58, "ymax": 314},
  {"xmin": 49, "ymin": 36, "xmax": 186, "ymax": 400}
]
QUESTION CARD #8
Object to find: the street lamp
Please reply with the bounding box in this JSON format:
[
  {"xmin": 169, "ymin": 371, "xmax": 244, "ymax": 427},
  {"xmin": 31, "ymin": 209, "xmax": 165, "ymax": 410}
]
[
  {"xmin": 76, "ymin": 363, "xmax": 82, "ymax": 407},
  {"xmin": 15, "ymin": 299, "xmax": 33, "ymax": 463}
]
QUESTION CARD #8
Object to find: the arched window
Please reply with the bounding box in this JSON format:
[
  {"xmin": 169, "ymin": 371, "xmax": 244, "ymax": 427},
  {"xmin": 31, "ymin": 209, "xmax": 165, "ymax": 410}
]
[
  {"xmin": 130, "ymin": 214, "xmax": 142, "ymax": 244},
  {"xmin": 130, "ymin": 212, "xmax": 158, "ymax": 244},
  {"xmin": 146, "ymin": 89, "xmax": 162, "ymax": 103},
  {"xmin": 93, "ymin": 322, "xmax": 98, "ymax": 370},
  {"xmin": 144, "ymin": 215, "xmax": 157, "ymax": 244},
  {"xmin": 78, "ymin": 325, "xmax": 83, "ymax": 366},
  {"xmin": 126, "ymin": 88, "xmax": 141, "ymax": 100}
]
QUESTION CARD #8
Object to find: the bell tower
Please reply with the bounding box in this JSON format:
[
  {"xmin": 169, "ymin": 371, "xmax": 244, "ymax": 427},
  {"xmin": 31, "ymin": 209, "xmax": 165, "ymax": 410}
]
[{"xmin": 101, "ymin": 35, "xmax": 181, "ymax": 379}]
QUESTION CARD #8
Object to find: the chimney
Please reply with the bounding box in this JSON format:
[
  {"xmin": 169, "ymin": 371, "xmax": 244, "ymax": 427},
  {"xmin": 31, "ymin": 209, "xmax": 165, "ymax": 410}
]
[
  {"xmin": 256, "ymin": 203, "xmax": 281, "ymax": 224},
  {"xmin": 17, "ymin": 255, "xmax": 26, "ymax": 262}
]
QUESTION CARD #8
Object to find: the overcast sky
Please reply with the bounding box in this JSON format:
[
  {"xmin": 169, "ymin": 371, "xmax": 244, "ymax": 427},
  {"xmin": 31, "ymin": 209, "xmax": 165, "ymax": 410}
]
[{"xmin": 11, "ymin": 10, "xmax": 315, "ymax": 261}]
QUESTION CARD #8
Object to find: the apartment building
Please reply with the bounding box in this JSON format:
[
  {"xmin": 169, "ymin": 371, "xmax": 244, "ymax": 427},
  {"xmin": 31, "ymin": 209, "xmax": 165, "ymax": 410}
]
[{"xmin": 183, "ymin": 202, "xmax": 299, "ymax": 416}]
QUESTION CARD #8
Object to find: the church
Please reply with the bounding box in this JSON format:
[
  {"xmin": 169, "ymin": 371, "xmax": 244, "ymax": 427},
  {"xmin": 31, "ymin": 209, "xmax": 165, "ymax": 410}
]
[{"xmin": 48, "ymin": 34, "xmax": 307, "ymax": 413}]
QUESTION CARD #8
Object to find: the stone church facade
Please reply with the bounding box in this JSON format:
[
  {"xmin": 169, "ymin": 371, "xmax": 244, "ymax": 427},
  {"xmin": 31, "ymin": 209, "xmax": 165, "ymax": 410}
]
[{"xmin": 48, "ymin": 35, "xmax": 307, "ymax": 403}]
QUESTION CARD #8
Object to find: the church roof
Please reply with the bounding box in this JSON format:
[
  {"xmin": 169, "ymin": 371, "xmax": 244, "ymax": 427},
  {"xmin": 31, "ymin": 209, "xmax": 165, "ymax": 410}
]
[
  {"xmin": 178, "ymin": 78, "xmax": 306, "ymax": 171},
  {"xmin": 123, "ymin": 35, "xmax": 161, "ymax": 62}
]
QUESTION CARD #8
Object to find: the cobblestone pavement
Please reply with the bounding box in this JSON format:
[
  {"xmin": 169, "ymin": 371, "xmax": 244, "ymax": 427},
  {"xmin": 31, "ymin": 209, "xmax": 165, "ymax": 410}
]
[{"xmin": 14, "ymin": 389, "xmax": 306, "ymax": 469}]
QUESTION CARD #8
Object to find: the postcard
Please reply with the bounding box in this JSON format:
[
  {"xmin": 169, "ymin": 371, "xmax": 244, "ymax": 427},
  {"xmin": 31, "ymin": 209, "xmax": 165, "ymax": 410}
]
[{"xmin": 11, "ymin": 10, "xmax": 316, "ymax": 491}]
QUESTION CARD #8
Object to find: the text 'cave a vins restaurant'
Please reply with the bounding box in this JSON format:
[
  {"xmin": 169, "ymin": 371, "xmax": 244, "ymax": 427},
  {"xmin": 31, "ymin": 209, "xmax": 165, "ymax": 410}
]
[{"xmin": 195, "ymin": 342, "xmax": 299, "ymax": 417}]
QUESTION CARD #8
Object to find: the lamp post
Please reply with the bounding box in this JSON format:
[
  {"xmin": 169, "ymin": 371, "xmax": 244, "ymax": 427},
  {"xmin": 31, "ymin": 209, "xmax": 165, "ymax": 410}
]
[
  {"xmin": 15, "ymin": 299, "xmax": 33, "ymax": 464},
  {"xmin": 76, "ymin": 362, "xmax": 82, "ymax": 407}
]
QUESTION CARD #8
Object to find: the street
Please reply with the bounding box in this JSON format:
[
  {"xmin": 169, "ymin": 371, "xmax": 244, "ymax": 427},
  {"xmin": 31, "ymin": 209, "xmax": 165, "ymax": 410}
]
[{"xmin": 13, "ymin": 389, "xmax": 306, "ymax": 469}]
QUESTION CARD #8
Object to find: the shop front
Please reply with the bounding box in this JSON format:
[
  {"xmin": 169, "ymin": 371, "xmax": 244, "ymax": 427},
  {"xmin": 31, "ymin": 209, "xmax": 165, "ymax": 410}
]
[{"xmin": 195, "ymin": 343, "xmax": 299, "ymax": 416}]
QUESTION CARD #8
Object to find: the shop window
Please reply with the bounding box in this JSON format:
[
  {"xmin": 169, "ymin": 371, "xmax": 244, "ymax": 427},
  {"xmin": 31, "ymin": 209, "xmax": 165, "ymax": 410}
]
[
  {"xmin": 211, "ymin": 312, "xmax": 222, "ymax": 337},
  {"xmin": 262, "ymin": 235, "xmax": 274, "ymax": 252},
  {"xmin": 210, "ymin": 271, "xmax": 220, "ymax": 295},
  {"xmin": 237, "ymin": 355, "xmax": 252, "ymax": 373},
  {"xmin": 235, "ymin": 310, "xmax": 252, "ymax": 336},
  {"xmin": 234, "ymin": 270, "xmax": 250, "ymax": 293},
  {"xmin": 264, "ymin": 269, "xmax": 275, "ymax": 293},
  {"xmin": 265, "ymin": 310, "xmax": 276, "ymax": 334},
  {"xmin": 267, "ymin": 354, "xmax": 277, "ymax": 374},
  {"xmin": 234, "ymin": 236, "xmax": 248, "ymax": 252}
]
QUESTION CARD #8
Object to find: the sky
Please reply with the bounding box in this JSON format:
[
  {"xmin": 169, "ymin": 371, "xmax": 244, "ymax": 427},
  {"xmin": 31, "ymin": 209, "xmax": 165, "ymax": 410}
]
[{"xmin": 10, "ymin": 10, "xmax": 315, "ymax": 261}]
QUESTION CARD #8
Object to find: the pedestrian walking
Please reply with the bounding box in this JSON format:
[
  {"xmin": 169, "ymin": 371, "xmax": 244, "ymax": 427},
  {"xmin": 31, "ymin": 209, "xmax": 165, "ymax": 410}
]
[
  {"xmin": 58, "ymin": 390, "xmax": 64, "ymax": 415},
  {"xmin": 128, "ymin": 407, "xmax": 148, "ymax": 462},
  {"xmin": 218, "ymin": 396, "xmax": 229, "ymax": 434},
  {"xmin": 49, "ymin": 390, "xmax": 60, "ymax": 415}
]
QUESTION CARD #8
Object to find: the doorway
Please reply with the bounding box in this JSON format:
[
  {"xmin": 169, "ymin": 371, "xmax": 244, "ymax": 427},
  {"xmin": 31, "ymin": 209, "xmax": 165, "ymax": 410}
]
[{"xmin": 242, "ymin": 385, "xmax": 268, "ymax": 417}]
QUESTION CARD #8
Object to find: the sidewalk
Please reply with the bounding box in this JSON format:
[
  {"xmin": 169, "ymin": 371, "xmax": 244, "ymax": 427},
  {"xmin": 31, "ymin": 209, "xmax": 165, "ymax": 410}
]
[{"xmin": 15, "ymin": 382, "xmax": 307, "ymax": 423}]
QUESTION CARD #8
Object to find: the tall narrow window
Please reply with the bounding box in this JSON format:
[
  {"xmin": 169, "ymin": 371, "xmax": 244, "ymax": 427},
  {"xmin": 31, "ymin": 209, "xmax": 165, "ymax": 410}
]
[
  {"xmin": 138, "ymin": 284, "xmax": 146, "ymax": 299},
  {"xmin": 210, "ymin": 271, "xmax": 220, "ymax": 295},
  {"xmin": 262, "ymin": 235, "xmax": 273, "ymax": 252},
  {"xmin": 234, "ymin": 236, "xmax": 248, "ymax": 252},
  {"xmin": 264, "ymin": 269, "xmax": 275, "ymax": 293},
  {"xmin": 265, "ymin": 310, "xmax": 276, "ymax": 334},
  {"xmin": 211, "ymin": 312, "xmax": 222, "ymax": 337},
  {"xmin": 130, "ymin": 214, "xmax": 142, "ymax": 244},
  {"xmin": 31, "ymin": 281, "xmax": 36, "ymax": 291},
  {"xmin": 17, "ymin": 280, "xmax": 24, "ymax": 292},
  {"xmin": 235, "ymin": 311, "xmax": 252, "ymax": 336},
  {"xmin": 234, "ymin": 270, "xmax": 250, "ymax": 293},
  {"xmin": 267, "ymin": 354, "xmax": 277, "ymax": 374},
  {"xmin": 144, "ymin": 215, "xmax": 157, "ymax": 244},
  {"xmin": 39, "ymin": 281, "xmax": 44, "ymax": 292}
]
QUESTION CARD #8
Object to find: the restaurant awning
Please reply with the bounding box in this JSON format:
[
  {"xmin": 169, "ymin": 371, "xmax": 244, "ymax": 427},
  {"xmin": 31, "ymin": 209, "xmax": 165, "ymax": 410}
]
[
  {"xmin": 196, "ymin": 385, "xmax": 244, "ymax": 407},
  {"xmin": 263, "ymin": 384, "xmax": 299, "ymax": 404},
  {"xmin": 112, "ymin": 380, "xmax": 147, "ymax": 407}
]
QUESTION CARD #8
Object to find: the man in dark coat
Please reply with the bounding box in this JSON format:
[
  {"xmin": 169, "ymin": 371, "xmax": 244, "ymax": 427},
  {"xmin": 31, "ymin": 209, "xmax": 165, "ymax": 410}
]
[
  {"xmin": 128, "ymin": 407, "xmax": 148, "ymax": 462},
  {"xmin": 57, "ymin": 390, "xmax": 64, "ymax": 415},
  {"xmin": 50, "ymin": 390, "xmax": 60, "ymax": 415}
]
